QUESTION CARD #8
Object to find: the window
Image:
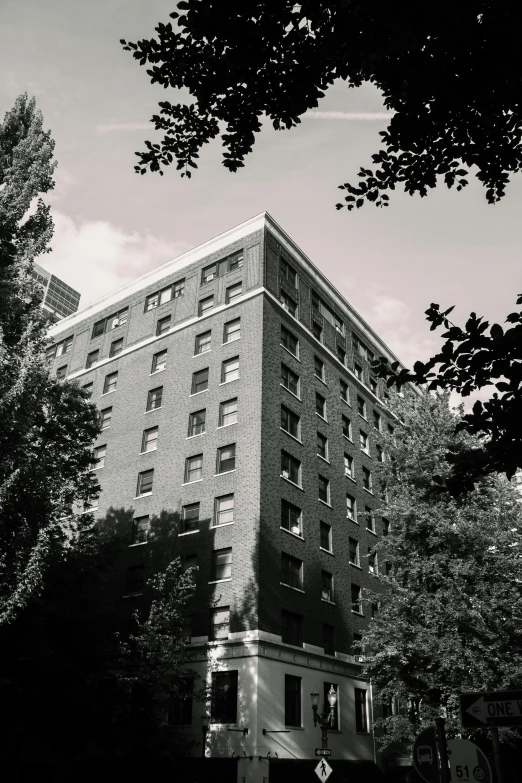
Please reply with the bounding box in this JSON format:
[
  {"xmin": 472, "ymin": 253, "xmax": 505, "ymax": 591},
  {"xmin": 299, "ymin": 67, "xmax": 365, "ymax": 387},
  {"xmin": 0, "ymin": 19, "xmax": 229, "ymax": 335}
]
[
  {"xmin": 362, "ymin": 468, "xmax": 373, "ymax": 492},
  {"xmin": 317, "ymin": 432, "xmax": 328, "ymax": 460},
  {"xmin": 311, "ymin": 292, "xmax": 343, "ymax": 333},
  {"xmin": 168, "ymin": 677, "xmax": 193, "ymax": 726},
  {"xmin": 188, "ymin": 409, "xmax": 206, "ymax": 437},
  {"xmin": 312, "ymin": 321, "xmax": 323, "ymax": 341},
  {"xmin": 351, "ymin": 584, "xmax": 363, "ymax": 614},
  {"xmin": 215, "ymin": 494, "xmax": 234, "ymax": 526},
  {"xmin": 211, "ymin": 547, "xmax": 232, "ymax": 581},
  {"xmin": 337, "ymin": 345, "xmax": 346, "ymax": 364},
  {"xmin": 183, "ymin": 554, "xmax": 197, "ymax": 574},
  {"xmin": 182, "ymin": 502, "xmax": 200, "ymax": 533},
  {"xmin": 56, "ymin": 365, "xmax": 67, "ymax": 380},
  {"xmin": 320, "ymin": 521, "xmax": 332, "ymax": 552},
  {"xmin": 346, "ymin": 494, "xmax": 356, "ymax": 520},
  {"xmin": 202, "ymin": 251, "xmax": 243, "ymax": 284},
  {"xmin": 185, "ymin": 455, "xmax": 203, "ymax": 483},
  {"xmin": 315, "ymin": 392, "xmax": 326, "ymax": 419},
  {"xmin": 53, "ymin": 335, "xmax": 73, "ymax": 358},
  {"xmin": 370, "ymin": 377, "xmax": 378, "ymax": 396},
  {"xmin": 92, "ymin": 308, "xmax": 128, "ymax": 338},
  {"xmin": 318, "ymin": 475, "xmax": 330, "ymax": 504},
  {"xmin": 217, "ymin": 444, "xmax": 236, "ymax": 473},
  {"xmin": 100, "ymin": 407, "xmax": 112, "ymax": 430},
  {"xmin": 388, "ymin": 424, "xmax": 395, "ymax": 438},
  {"xmin": 222, "ymin": 356, "xmax": 239, "ymax": 383},
  {"xmin": 349, "ymin": 538, "xmax": 360, "ymax": 566},
  {"xmin": 324, "ymin": 683, "xmax": 339, "ymax": 730},
  {"xmin": 223, "ymin": 318, "xmax": 240, "ymax": 343},
  {"xmin": 284, "ymin": 675, "xmax": 302, "ymax": 727},
  {"xmin": 109, "ymin": 338, "xmax": 123, "ymax": 357},
  {"xmin": 125, "ymin": 565, "xmax": 145, "ymax": 596},
  {"xmin": 321, "ymin": 570, "xmax": 334, "ymax": 602},
  {"xmin": 93, "ymin": 444, "xmax": 106, "ymax": 469},
  {"xmin": 280, "ymin": 290, "xmax": 297, "ymax": 316},
  {"xmin": 191, "ymin": 368, "xmax": 209, "ymax": 394},
  {"xmin": 156, "ymin": 315, "xmax": 171, "ymax": 336},
  {"xmin": 342, "ymin": 415, "xmax": 352, "ymax": 440},
  {"xmin": 376, "ymin": 444, "xmax": 384, "ymax": 463},
  {"xmin": 211, "ymin": 671, "xmax": 238, "ymax": 724},
  {"xmin": 281, "ymin": 405, "xmax": 300, "ymax": 439},
  {"xmin": 314, "ymin": 355, "xmax": 325, "ymax": 381},
  {"xmin": 383, "ymin": 518, "xmax": 390, "ymax": 536},
  {"xmin": 360, "ymin": 430, "xmax": 369, "ymax": 454},
  {"xmin": 344, "ymin": 453, "xmax": 354, "ymax": 478},
  {"xmin": 281, "ymin": 363, "xmax": 299, "ymax": 396},
  {"xmin": 373, "ymin": 410, "xmax": 381, "ymax": 431},
  {"xmin": 103, "ymin": 371, "xmax": 118, "ymax": 394},
  {"xmin": 281, "ymin": 325, "xmax": 298, "ymax": 357},
  {"xmin": 354, "ymin": 363, "xmax": 363, "ymax": 381},
  {"xmin": 281, "ymin": 451, "xmax": 301, "ymax": 485},
  {"xmin": 151, "ymin": 349, "xmax": 167, "ymax": 373},
  {"xmin": 219, "ymin": 398, "xmax": 238, "ymax": 427},
  {"xmin": 226, "ymin": 282, "xmax": 242, "ymax": 303},
  {"xmin": 145, "ymin": 279, "xmax": 185, "ymax": 311},
  {"xmin": 210, "ymin": 607, "xmax": 230, "ymax": 641},
  {"xmin": 198, "ymin": 295, "xmax": 214, "ymax": 316},
  {"xmin": 82, "ymin": 382, "xmax": 93, "ymax": 396},
  {"xmin": 368, "ymin": 550, "xmax": 377, "ymax": 575},
  {"xmin": 352, "ymin": 633, "xmax": 362, "ymax": 656},
  {"xmin": 137, "ymin": 469, "xmax": 154, "ymax": 496},
  {"xmin": 86, "ymin": 349, "xmax": 99, "ymax": 369},
  {"xmin": 365, "ymin": 506, "xmax": 375, "ymax": 532},
  {"xmin": 357, "ymin": 395, "xmax": 367, "ymax": 418},
  {"xmin": 323, "ymin": 625, "xmax": 335, "ymax": 656},
  {"xmin": 281, "ymin": 610, "xmax": 303, "ymax": 647},
  {"xmin": 195, "ymin": 330, "xmax": 211, "ymax": 355},
  {"xmin": 146, "ymin": 386, "xmax": 163, "ymax": 411},
  {"xmin": 355, "ymin": 688, "xmax": 368, "ymax": 732},
  {"xmin": 340, "ymin": 379, "xmax": 349, "ymax": 403},
  {"xmin": 280, "ymin": 258, "xmax": 297, "ymax": 287},
  {"xmin": 281, "ymin": 499, "xmax": 302, "ymax": 536},
  {"xmin": 132, "ymin": 516, "xmax": 150, "ymax": 545},
  {"xmin": 141, "ymin": 426, "xmax": 158, "ymax": 453},
  {"xmin": 353, "ymin": 336, "xmax": 374, "ymax": 363},
  {"xmin": 281, "ymin": 552, "xmax": 303, "ymax": 590}
]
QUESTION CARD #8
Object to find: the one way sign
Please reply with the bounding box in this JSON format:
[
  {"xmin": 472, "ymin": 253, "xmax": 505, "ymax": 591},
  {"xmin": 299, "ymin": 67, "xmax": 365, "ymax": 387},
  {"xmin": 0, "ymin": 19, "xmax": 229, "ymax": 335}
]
[{"xmin": 460, "ymin": 690, "xmax": 522, "ymax": 728}]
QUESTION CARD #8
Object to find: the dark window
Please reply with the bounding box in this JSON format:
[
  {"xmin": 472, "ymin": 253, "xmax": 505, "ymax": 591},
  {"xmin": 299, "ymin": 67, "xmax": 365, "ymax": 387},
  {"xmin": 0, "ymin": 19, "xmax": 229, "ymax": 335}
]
[
  {"xmin": 281, "ymin": 610, "xmax": 303, "ymax": 647},
  {"xmin": 321, "ymin": 570, "xmax": 334, "ymax": 602},
  {"xmin": 349, "ymin": 537, "xmax": 359, "ymax": 566},
  {"xmin": 281, "ymin": 552, "xmax": 303, "ymax": 589},
  {"xmin": 312, "ymin": 321, "xmax": 323, "ymax": 341},
  {"xmin": 280, "ymin": 290, "xmax": 297, "ymax": 316},
  {"xmin": 126, "ymin": 564, "xmax": 145, "ymax": 596},
  {"xmin": 311, "ymin": 292, "xmax": 342, "ymax": 334},
  {"xmin": 86, "ymin": 349, "xmax": 99, "ymax": 369},
  {"xmin": 137, "ymin": 469, "xmax": 154, "ymax": 496},
  {"xmin": 183, "ymin": 554, "xmax": 197, "ymax": 574},
  {"xmin": 281, "ymin": 405, "xmax": 300, "ymax": 439},
  {"xmin": 370, "ymin": 377, "xmax": 378, "ymax": 396},
  {"xmin": 369, "ymin": 550, "xmax": 377, "ymax": 575},
  {"xmin": 184, "ymin": 455, "xmax": 203, "ymax": 483},
  {"xmin": 141, "ymin": 426, "xmax": 158, "ymax": 453},
  {"xmin": 318, "ymin": 475, "xmax": 330, "ymax": 504},
  {"xmin": 219, "ymin": 398, "xmax": 237, "ymax": 427},
  {"xmin": 217, "ymin": 443, "xmax": 236, "ymax": 473},
  {"xmin": 346, "ymin": 494, "xmax": 356, "ymax": 520},
  {"xmin": 323, "ymin": 625, "xmax": 335, "ymax": 656},
  {"xmin": 132, "ymin": 516, "xmax": 150, "ymax": 545},
  {"xmin": 82, "ymin": 382, "xmax": 93, "ymax": 396},
  {"xmin": 211, "ymin": 671, "xmax": 238, "ymax": 724},
  {"xmin": 351, "ymin": 583, "xmax": 363, "ymax": 614},
  {"xmin": 56, "ymin": 365, "xmax": 67, "ymax": 380},
  {"xmin": 188, "ymin": 409, "xmax": 206, "ymax": 437},
  {"xmin": 376, "ymin": 444, "xmax": 384, "ymax": 463},
  {"xmin": 383, "ymin": 518, "xmax": 390, "ymax": 536},
  {"xmin": 226, "ymin": 282, "xmax": 242, "ymax": 303},
  {"xmin": 146, "ymin": 386, "xmax": 163, "ymax": 411},
  {"xmin": 354, "ymin": 363, "xmax": 363, "ymax": 381},
  {"xmin": 211, "ymin": 548, "xmax": 232, "ymax": 581},
  {"xmin": 320, "ymin": 521, "xmax": 332, "ymax": 552},
  {"xmin": 198, "ymin": 295, "xmax": 214, "ymax": 316},
  {"xmin": 324, "ymin": 683, "xmax": 339, "ymax": 730},
  {"xmin": 195, "ymin": 330, "xmax": 211, "ymax": 355},
  {"xmin": 281, "ymin": 451, "xmax": 301, "ymax": 484},
  {"xmin": 182, "ymin": 502, "xmax": 200, "ymax": 533},
  {"xmin": 357, "ymin": 395, "xmax": 366, "ymax": 418},
  {"xmin": 92, "ymin": 308, "xmax": 128, "ymax": 338},
  {"xmin": 342, "ymin": 415, "xmax": 351, "ymax": 439},
  {"xmin": 365, "ymin": 506, "xmax": 375, "ymax": 532},
  {"xmin": 337, "ymin": 345, "xmax": 346, "ymax": 364},
  {"xmin": 281, "ymin": 499, "xmax": 302, "ymax": 536},
  {"xmin": 221, "ymin": 356, "xmax": 239, "ymax": 383},
  {"xmin": 280, "ymin": 258, "xmax": 297, "ymax": 287},
  {"xmin": 281, "ymin": 363, "xmax": 299, "ymax": 396},
  {"xmin": 281, "ymin": 325, "xmax": 298, "ymax": 357},
  {"xmin": 314, "ymin": 355, "xmax": 325, "ymax": 381},
  {"xmin": 355, "ymin": 688, "xmax": 368, "ymax": 732},
  {"xmin": 103, "ymin": 371, "xmax": 118, "ymax": 394},
  {"xmin": 156, "ymin": 315, "xmax": 171, "ymax": 335},
  {"xmin": 109, "ymin": 338, "xmax": 123, "ymax": 357},
  {"xmin": 344, "ymin": 453, "xmax": 353, "ymax": 478},
  {"xmin": 360, "ymin": 430, "xmax": 369, "ymax": 453},
  {"xmin": 100, "ymin": 407, "xmax": 112, "ymax": 429},
  {"xmin": 284, "ymin": 675, "xmax": 302, "ymax": 727},
  {"xmin": 373, "ymin": 410, "xmax": 381, "ymax": 431},
  {"xmin": 223, "ymin": 318, "xmax": 240, "ymax": 343},
  {"xmin": 168, "ymin": 677, "xmax": 193, "ymax": 725},
  {"xmin": 340, "ymin": 379, "xmax": 349, "ymax": 403},
  {"xmin": 191, "ymin": 368, "xmax": 209, "ymax": 394},
  {"xmin": 317, "ymin": 432, "xmax": 328, "ymax": 460},
  {"xmin": 145, "ymin": 279, "xmax": 185, "ymax": 311},
  {"xmin": 315, "ymin": 392, "xmax": 326, "ymax": 418},
  {"xmin": 210, "ymin": 607, "xmax": 230, "ymax": 641},
  {"xmin": 151, "ymin": 349, "xmax": 167, "ymax": 373},
  {"xmin": 202, "ymin": 251, "xmax": 243, "ymax": 284},
  {"xmin": 215, "ymin": 494, "xmax": 234, "ymax": 525},
  {"xmin": 362, "ymin": 468, "xmax": 373, "ymax": 492},
  {"xmin": 54, "ymin": 335, "xmax": 73, "ymax": 357}
]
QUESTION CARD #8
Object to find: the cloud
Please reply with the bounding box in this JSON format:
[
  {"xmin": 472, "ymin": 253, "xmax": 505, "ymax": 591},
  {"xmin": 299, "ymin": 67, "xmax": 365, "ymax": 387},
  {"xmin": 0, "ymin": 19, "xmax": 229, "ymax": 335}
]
[
  {"xmin": 43, "ymin": 211, "xmax": 191, "ymax": 307},
  {"xmin": 304, "ymin": 111, "xmax": 394, "ymax": 121},
  {"xmin": 96, "ymin": 122, "xmax": 151, "ymax": 133},
  {"xmin": 367, "ymin": 293, "xmax": 439, "ymax": 369}
]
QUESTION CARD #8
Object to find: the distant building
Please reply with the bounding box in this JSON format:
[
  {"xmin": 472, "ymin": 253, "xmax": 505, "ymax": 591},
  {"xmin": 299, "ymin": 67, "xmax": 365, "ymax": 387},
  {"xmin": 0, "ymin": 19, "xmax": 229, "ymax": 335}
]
[
  {"xmin": 33, "ymin": 262, "xmax": 81, "ymax": 320},
  {"xmin": 46, "ymin": 213, "xmax": 409, "ymax": 782}
]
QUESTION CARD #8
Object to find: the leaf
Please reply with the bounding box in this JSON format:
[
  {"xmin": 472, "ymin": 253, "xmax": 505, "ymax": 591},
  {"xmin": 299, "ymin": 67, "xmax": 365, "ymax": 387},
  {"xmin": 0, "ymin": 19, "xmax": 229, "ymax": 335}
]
[{"xmin": 490, "ymin": 323, "xmax": 504, "ymax": 340}]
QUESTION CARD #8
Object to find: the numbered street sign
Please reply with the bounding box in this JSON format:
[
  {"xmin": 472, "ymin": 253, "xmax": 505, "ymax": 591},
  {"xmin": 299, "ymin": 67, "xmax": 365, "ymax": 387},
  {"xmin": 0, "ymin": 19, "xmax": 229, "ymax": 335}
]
[
  {"xmin": 447, "ymin": 739, "xmax": 492, "ymax": 783},
  {"xmin": 314, "ymin": 758, "xmax": 333, "ymax": 781},
  {"xmin": 413, "ymin": 726, "xmax": 439, "ymax": 783}
]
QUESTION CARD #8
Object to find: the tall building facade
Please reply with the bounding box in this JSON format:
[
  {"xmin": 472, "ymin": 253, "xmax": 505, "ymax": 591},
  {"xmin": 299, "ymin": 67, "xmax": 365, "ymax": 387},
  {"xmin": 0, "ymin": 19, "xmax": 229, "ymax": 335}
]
[
  {"xmin": 33, "ymin": 262, "xmax": 81, "ymax": 320},
  {"xmin": 47, "ymin": 214, "xmax": 404, "ymax": 782}
]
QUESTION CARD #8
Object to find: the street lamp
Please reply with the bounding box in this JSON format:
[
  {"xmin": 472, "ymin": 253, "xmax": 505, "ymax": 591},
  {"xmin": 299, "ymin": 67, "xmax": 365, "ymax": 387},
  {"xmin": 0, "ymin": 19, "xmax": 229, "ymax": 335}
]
[
  {"xmin": 201, "ymin": 712, "xmax": 210, "ymax": 758},
  {"xmin": 310, "ymin": 685, "xmax": 337, "ymax": 750}
]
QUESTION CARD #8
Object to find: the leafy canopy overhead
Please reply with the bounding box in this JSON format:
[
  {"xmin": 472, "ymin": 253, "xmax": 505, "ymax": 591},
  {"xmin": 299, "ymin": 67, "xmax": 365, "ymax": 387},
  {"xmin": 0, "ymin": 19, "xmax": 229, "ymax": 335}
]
[{"xmin": 121, "ymin": 1, "xmax": 522, "ymax": 208}]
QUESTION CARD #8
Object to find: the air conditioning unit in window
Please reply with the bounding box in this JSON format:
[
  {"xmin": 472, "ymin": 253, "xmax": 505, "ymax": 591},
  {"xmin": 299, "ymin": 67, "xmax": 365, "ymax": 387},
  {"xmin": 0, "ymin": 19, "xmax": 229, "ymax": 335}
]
[
  {"xmin": 282, "ymin": 470, "xmax": 290, "ymax": 479},
  {"xmin": 354, "ymin": 654, "xmax": 366, "ymax": 663},
  {"xmin": 206, "ymin": 273, "xmax": 215, "ymax": 282}
]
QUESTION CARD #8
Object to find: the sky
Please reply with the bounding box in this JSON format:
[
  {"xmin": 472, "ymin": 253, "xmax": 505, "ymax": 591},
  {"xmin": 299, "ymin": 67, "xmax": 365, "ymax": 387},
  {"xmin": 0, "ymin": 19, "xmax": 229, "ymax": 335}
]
[{"xmin": 1, "ymin": 0, "xmax": 521, "ymax": 373}]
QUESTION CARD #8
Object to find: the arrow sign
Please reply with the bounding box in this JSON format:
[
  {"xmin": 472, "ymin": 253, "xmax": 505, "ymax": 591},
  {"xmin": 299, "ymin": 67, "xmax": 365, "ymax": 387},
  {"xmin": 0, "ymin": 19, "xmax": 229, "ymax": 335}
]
[{"xmin": 460, "ymin": 690, "xmax": 522, "ymax": 728}]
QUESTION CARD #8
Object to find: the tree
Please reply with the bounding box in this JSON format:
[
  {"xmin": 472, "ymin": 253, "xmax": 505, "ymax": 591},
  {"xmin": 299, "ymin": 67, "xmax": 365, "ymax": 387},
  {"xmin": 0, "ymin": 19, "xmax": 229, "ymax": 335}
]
[
  {"xmin": 121, "ymin": 2, "xmax": 522, "ymax": 208},
  {"xmin": 360, "ymin": 391, "xmax": 522, "ymax": 750},
  {"xmin": 0, "ymin": 94, "xmax": 100, "ymax": 624}
]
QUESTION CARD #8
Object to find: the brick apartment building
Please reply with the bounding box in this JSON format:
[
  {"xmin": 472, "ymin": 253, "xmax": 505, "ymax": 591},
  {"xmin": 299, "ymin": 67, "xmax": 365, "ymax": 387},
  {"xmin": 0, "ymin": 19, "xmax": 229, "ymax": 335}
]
[{"xmin": 46, "ymin": 213, "xmax": 404, "ymax": 783}]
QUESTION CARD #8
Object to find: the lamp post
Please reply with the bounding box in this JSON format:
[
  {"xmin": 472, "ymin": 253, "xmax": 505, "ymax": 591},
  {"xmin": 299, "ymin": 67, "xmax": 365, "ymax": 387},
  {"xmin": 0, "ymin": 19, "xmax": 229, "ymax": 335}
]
[
  {"xmin": 201, "ymin": 712, "xmax": 210, "ymax": 758},
  {"xmin": 310, "ymin": 685, "xmax": 337, "ymax": 750}
]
